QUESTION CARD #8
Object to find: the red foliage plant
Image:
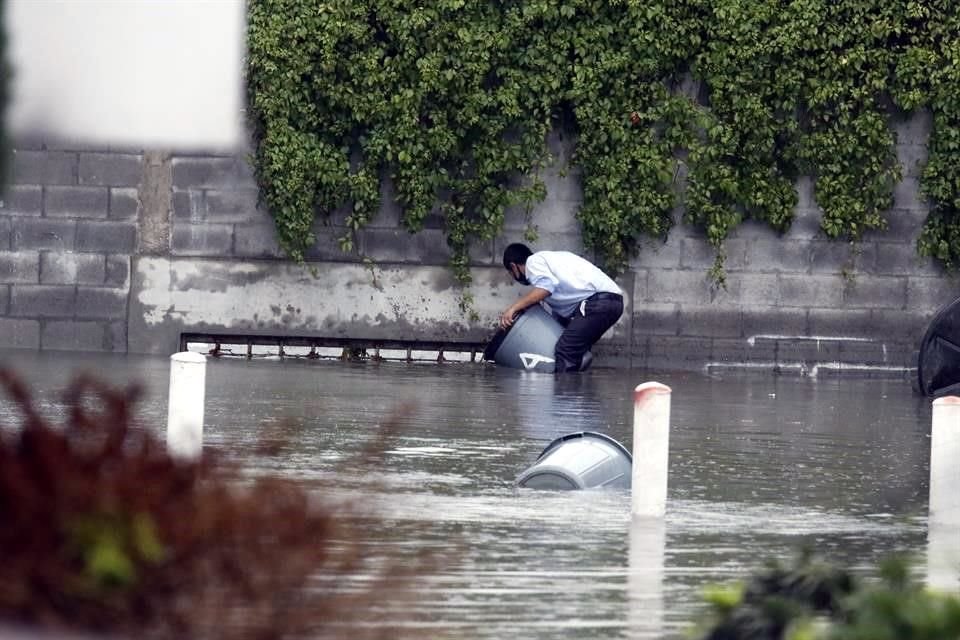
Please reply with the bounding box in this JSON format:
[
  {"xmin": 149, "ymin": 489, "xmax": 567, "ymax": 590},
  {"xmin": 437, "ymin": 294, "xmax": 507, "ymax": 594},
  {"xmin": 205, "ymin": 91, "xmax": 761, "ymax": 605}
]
[{"xmin": 0, "ymin": 370, "xmax": 430, "ymax": 640}]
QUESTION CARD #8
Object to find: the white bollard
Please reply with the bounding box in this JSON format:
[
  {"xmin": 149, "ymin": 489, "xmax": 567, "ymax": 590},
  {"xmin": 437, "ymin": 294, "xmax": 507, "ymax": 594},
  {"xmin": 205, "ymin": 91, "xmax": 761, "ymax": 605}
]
[
  {"xmin": 166, "ymin": 351, "xmax": 207, "ymax": 461},
  {"xmin": 632, "ymin": 382, "xmax": 672, "ymax": 518},
  {"xmin": 929, "ymin": 396, "xmax": 960, "ymax": 526},
  {"xmin": 927, "ymin": 395, "xmax": 960, "ymax": 592}
]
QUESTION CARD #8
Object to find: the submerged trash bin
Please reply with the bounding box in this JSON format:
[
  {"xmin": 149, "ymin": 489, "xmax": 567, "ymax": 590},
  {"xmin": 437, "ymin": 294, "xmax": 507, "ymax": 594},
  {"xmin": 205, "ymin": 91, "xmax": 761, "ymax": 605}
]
[
  {"xmin": 482, "ymin": 305, "xmax": 592, "ymax": 373},
  {"xmin": 516, "ymin": 431, "xmax": 632, "ymax": 490}
]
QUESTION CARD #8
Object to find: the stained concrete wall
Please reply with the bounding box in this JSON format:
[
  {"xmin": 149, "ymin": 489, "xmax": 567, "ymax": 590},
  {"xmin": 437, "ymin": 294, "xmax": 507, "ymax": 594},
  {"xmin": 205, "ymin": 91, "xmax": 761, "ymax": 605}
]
[{"xmin": 1, "ymin": 115, "xmax": 957, "ymax": 375}]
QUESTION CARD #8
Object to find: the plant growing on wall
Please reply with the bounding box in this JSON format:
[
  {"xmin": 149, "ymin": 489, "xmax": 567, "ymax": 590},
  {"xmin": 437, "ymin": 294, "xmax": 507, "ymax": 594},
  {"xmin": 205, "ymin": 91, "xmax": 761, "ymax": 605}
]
[
  {"xmin": 245, "ymin": 0, "xmax": 695, "ymax": 281},
  {"xmin": 565, "ymin": 2, "xmax": 699, "ymax": 275},
  {"xmin": 683, "ymin": 0, "xmax": 802, "ymax": 284},
  {"xmin": 0, "ymin": 0, "xmax": 10, "ymax": 194},
  {"xmin": 246, "ymin": 0, "xmax": 960, "ymax": 290},
  {"xmin": 247, "ymin": 0, "xmax": 558, "ymax": 286},
  {"xmin": 906, "ymin": 1, "xmax": 960, "ymax": 271}
]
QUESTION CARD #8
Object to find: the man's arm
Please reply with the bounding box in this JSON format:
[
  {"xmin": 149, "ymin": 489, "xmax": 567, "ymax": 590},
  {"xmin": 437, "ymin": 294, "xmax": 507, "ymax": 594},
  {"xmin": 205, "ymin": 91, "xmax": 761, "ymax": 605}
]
[{"xmin": 500, "ymin": 287, "xmax": 551, "ymax": 329}]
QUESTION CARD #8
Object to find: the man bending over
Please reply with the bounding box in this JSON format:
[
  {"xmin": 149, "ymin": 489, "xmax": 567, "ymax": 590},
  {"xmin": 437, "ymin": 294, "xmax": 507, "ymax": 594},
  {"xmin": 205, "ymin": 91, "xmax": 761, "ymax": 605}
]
[{"xmin": 500, "ymin": 243, "xmax": 624, "ymax": 372}]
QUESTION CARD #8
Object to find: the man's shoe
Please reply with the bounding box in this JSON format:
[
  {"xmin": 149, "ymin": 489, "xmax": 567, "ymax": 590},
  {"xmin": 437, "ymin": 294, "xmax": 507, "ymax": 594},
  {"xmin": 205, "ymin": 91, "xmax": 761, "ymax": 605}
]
[{"xmin": 578, "ymin": 352, "xmax": 593, "ymax": 371}]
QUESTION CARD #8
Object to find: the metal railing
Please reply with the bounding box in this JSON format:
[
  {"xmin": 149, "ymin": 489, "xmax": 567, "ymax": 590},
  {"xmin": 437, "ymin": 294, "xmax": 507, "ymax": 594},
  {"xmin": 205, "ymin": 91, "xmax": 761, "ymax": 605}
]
[{"xmin": 179, "ymin": 332, "xmax": 489, "ymax": 363}]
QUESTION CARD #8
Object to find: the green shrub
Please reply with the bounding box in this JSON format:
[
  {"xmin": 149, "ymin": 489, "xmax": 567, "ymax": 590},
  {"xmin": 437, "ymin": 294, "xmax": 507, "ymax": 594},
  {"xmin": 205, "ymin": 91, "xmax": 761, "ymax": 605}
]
[{"xmin": 697, "ymin": 553, "xmax": 960, "ymax": 640}]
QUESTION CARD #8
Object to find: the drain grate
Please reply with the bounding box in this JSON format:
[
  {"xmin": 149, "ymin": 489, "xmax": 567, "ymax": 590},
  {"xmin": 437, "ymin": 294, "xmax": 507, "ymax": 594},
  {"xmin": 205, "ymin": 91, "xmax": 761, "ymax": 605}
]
[{"xmin": 179, "ymin": 332, "xmax": 489, "ymax": 363}]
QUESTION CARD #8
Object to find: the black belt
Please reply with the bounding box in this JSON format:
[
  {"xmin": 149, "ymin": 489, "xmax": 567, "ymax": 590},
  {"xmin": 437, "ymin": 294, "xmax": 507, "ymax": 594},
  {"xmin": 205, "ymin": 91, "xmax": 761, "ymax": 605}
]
[{"xmin": 589, "ymin": 292, "xmax": 623, "ymax": 302}]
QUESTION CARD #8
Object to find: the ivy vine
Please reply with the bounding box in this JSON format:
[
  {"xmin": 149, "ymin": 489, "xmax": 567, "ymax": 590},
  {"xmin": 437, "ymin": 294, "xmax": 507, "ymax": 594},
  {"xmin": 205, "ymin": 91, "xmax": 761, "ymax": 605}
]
[
  {"xmin": 0, "ymin": 0, "xmax": 10, "ymax": 196},
  {"xmin": 909, "ymin": 1, "xmax": 960, "ymax": 270},
  {"xmin": 246, "ymin": 0, "xmax": 960, "ymax": 287}
]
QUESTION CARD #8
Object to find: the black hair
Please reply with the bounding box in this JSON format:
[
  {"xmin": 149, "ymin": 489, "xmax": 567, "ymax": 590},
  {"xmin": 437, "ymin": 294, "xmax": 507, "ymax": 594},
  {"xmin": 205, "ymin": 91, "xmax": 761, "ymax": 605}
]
[{"xmin": 502, "ymin": 243, "xmax": 532, "ymax": 269}]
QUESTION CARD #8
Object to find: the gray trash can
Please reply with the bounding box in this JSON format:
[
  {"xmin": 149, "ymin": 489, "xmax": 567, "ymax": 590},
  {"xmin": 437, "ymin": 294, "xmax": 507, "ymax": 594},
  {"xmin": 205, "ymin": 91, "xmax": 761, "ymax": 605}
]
[
  {"xmin": 483, "ymin": 305, "xmax": 592, "ymax": 373},
  {"xmin": 516, "ymin": 431, "xmax": 633, "ymax": 490}
]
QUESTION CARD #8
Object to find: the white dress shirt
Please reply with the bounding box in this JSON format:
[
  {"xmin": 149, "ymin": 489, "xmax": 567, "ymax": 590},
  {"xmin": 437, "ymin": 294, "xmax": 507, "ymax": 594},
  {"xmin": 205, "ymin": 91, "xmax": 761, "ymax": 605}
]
[{"xmin": 524, "ymin": 251, "xmax": 622, "ymax": 318}]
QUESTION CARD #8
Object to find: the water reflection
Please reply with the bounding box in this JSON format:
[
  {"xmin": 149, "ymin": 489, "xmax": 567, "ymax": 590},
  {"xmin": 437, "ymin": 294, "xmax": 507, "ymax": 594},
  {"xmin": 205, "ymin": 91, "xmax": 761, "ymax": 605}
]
[
  {"xmin": 0, "ymin": 350, "xmax": 936, "ymax": 638},
  {"xmin": 628, "ymin": 517, "xmax": 666, "ymax": 639},
  {"xmin": 928, "ymin": 522, "xmax": 960, "ymax": 593}
]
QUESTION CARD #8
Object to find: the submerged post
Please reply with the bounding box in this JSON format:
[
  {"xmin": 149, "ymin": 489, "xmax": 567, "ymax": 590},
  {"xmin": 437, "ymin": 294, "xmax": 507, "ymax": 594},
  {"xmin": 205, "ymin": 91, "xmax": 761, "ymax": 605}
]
[
  {"xmin": 928, "ymin": 395, "xmax": 960, "ymax": 592},
  {"xmin": 632, "ymin": 382, "xmax": 672, "ymax": 518},
  {"xmin": 930, "ymin": 396, "xmax": 960, "ymax": 526},
  {"xmin": 167, "ymin": 351, "xmax": 207, "ymax": 461}
]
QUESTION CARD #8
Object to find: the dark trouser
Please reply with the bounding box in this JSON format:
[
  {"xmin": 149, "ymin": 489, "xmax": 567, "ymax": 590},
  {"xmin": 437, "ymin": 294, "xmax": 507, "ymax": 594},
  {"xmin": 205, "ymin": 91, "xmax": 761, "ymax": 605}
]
[{"xmin": 554, "ymin": 292, "xmax": 624, "ymax": 373}]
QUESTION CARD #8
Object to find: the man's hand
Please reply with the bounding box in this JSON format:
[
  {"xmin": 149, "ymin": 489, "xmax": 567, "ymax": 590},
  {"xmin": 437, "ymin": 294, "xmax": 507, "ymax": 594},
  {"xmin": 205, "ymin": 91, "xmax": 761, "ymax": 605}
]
[
  {"xmin": 498, "ymin": 288, "xmax": 551, "ymax": 330},
  {"xmin": 500, "ymin": 306, "xmax": 518, "ymax": 330}
]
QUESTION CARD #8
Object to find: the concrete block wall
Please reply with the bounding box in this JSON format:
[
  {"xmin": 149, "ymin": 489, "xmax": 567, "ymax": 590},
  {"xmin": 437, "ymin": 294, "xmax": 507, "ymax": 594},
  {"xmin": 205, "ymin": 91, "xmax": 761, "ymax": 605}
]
[
  {"xmin": 0, "ymin": 147, "xmax": 136, "ymax": 351},
  {"xmin": 625, "ymin": 171, "xmax": 957, "ymax": 375},
  {"xmin": 172, "ymin": 155, "xmax": 279, "ymax": 259},
  {"xmin": 170, "ymin": 154, "xmax": 454, "ymax": 264},
  {"xmin": 2, "ymin": 112, "xmax": 957, "ymax": 375},
  {"xmin": 167, "ymin": 131, "xmax": 589, "ymax": 269}
]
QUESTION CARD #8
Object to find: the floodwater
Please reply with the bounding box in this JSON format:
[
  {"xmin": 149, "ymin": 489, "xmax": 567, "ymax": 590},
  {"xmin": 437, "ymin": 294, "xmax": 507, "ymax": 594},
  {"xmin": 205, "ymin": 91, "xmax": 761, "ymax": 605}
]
[{"xmin": 0, "ymin": 349, "xmax": 946, "ymax": 639}]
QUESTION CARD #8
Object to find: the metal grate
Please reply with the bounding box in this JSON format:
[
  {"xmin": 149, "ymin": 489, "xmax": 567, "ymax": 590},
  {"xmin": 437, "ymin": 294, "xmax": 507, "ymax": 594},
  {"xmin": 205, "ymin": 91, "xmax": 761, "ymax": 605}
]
[{"xmin": 179, "ymin": 332, "xmax": 488, "ymax": 364}]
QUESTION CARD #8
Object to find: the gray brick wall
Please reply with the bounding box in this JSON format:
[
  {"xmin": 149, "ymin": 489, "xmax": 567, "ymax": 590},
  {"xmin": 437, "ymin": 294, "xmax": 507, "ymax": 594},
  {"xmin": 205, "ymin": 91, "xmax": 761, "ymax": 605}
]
[
  {"xmin": 12, "ymin": 150, "xmax": 77, "ymax": 184},
  {"xmin": 1, "ymin": 111, "xmax": 957, "ymax": 372},
  {"xmin": 0, "ymin": 185, "xmax": 42, "ymax": 216},
  {"xmin": 110, "ymin": 188, "xmax": 139, "ymax": 219},
  {"xmin": 76, "ymin": 220, "xmax": 138, "ymax": 253},
  {"xmin": 1, "ymin": 146, "xmax": 134, "ymax": 353},
  {"xmin": 0, "ymin": 251, "xmax": 40, "ymax": 283},
  {"xmin": 172, "ymin": 156, "xmax": 255, "ymax": 190},
  {"xmin": 79, "ymin": 153, "xmax": 142, "ymax": 187},
  {"xmin": 12, "ymin": 218, "xmax": 76, "ymax": 251},
  {"xmin": 169, "ymin": 155, "xmax": 283, "ymax": 262},
  {"xmin": 10, "ymin": 285, "xmax": 78, "ymax": 317},
  {"xmin": 0, "ymin": 318, "xmax": 40, "ymax": 349},
  {"xmin": 40, "ymin": 253, "xmax": 105, "ymax": 285},
  {"xmin": 45, "ymin": 186, "xmax": 109, "ymax": 218},
  {"xmin": 76, "ymin": 288, "xmax": 127, "ymax": 319},
  {"xmin": 171, "ymin": 222, "xmax": 233, "ymax": 256},
  {"xmin": 106, "ymin": 255, "xmax": 130, "ymax": 287},
  {"xmin": 234, "ymin": 222, "xmax": 283, "ymax": 258},
  {"xmin": 42, "ymin": 320, "xmax": 111, "ymax": 352}
]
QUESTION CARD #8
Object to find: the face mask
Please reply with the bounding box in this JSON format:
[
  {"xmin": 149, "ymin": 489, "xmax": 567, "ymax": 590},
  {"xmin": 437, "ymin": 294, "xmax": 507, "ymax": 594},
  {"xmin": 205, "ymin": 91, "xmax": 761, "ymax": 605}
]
[{"xmin": 510, "ymin": 265, "xmax": 529, "ymax": 285}]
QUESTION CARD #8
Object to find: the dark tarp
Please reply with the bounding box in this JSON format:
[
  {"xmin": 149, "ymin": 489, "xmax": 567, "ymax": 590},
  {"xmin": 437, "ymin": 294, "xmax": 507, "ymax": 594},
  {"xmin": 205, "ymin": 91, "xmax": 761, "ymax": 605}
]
[{"xmin": 917, "ymin": 296, "xmax": 960, "ymax": 397}]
